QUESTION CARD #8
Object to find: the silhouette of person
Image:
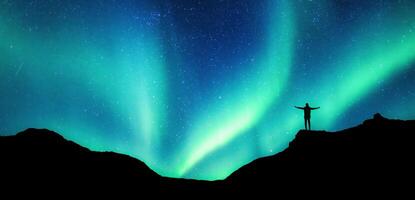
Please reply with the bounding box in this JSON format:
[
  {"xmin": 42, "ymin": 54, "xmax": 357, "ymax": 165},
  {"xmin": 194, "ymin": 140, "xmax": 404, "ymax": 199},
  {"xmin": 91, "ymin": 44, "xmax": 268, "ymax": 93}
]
[{"xmin": 295, "ymin": 103, "xmax": 320, "ymax": 130}]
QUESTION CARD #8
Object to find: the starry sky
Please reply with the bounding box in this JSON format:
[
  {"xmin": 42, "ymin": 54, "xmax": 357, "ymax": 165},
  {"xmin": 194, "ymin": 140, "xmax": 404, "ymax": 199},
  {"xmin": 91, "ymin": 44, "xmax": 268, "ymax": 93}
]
[{"xmin": 1, "ymin": 0, "xmax": 415, "ymax": 180}]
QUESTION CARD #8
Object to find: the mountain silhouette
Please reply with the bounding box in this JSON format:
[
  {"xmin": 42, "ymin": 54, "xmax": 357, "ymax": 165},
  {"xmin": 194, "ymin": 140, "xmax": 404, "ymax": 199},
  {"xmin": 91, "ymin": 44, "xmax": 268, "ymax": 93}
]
[
  {"xmin": 0, "ymin": 113, "xmax": 414, "ymax": 196},
  {"xmin": 0, "ymin": 128, "xmax": 163, "ymax": 194},
  {"xmin": 0, "ymin": 128, "xmax": 223, "ymax": 195},
  {"xmin": 225, "ymin": 113, "xmax": 415, "ymax": 196}
]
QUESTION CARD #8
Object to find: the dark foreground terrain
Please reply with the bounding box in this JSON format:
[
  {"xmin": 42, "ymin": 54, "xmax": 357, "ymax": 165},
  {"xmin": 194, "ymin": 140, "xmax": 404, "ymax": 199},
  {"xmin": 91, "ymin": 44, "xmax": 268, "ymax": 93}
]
[{"xmin": 1, "ymin": 113, "xmax": 413, "ymax": 196}]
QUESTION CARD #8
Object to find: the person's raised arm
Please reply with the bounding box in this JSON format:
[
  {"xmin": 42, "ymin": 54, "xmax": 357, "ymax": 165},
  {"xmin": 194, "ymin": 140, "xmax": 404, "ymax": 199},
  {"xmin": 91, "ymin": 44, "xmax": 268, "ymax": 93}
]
[
  {"xmin": 311, "ymin": 106, "xmax": 320, "ymax": 110},
  {"xmin": 294, "ymin": 106, "xmax": 304, "ymax": 110}
]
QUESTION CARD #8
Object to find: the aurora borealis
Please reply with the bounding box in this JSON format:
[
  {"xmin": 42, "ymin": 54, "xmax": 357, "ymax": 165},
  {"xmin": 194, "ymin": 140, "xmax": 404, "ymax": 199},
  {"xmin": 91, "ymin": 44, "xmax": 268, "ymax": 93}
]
[{"xmin": 1, "ymin": 0, "xmax": 415, "ymax": 180}]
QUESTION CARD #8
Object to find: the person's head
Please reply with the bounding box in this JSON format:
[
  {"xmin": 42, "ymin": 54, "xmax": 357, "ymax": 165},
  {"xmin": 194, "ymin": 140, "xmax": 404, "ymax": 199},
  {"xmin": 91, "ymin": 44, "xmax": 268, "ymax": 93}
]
[{"xmin": 305, "ymin": 103, "xmax": 309, "ymax": 107}]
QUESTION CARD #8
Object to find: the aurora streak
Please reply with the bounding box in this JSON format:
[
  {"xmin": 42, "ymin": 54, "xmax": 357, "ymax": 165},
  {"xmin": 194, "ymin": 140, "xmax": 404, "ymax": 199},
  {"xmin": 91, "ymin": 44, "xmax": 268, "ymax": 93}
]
[{"xmin": 1, "ymin": 0, "xmax": 415, "ymax": 180}]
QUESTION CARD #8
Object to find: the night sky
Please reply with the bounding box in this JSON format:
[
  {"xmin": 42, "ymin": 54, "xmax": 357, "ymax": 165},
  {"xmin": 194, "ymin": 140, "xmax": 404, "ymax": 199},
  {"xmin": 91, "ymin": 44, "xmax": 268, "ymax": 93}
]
[{"xmin": 1, "ymin": 0, "xmax": 415, "ymax": 180}]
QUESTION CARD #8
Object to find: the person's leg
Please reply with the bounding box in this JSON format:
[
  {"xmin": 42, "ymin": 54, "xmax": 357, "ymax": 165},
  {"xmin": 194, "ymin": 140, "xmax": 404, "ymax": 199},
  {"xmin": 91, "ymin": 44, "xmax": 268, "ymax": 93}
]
[
  {"xmin": 307, "ymin": 118, "xmax": 311, "ymax": 130},
  {"xmin": 304, "ymin": 118, "xmax": 307, "ymax": 130}
]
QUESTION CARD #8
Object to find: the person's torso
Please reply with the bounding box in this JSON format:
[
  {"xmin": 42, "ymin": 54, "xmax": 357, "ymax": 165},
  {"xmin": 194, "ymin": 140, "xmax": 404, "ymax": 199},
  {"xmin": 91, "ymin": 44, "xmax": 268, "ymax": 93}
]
[{"xmin": 304, "ymin": 108, "xmax": 311, "ymax": 117}]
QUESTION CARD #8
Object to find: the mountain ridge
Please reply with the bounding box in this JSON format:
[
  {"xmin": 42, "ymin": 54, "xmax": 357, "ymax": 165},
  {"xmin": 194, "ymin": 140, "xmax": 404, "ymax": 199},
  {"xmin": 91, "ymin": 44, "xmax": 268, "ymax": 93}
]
[
  {"xmin": 0, "ymin": 113, "xmax": 413, "ymax": 195},
  {"xmin": 224, "ymin": 113, "xmax": 415, "ymax": 194}
]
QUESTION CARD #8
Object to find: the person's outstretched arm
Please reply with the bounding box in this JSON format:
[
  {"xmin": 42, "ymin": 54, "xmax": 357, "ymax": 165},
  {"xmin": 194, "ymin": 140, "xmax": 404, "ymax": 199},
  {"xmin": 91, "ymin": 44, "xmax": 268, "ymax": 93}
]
[
  {"xmin": 311, "ymin": 106, "xmax": 320, "ymax": 110},
  {"xmin": 294, "ymin": 106, "xmax": 304, "ymax": 110}
]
